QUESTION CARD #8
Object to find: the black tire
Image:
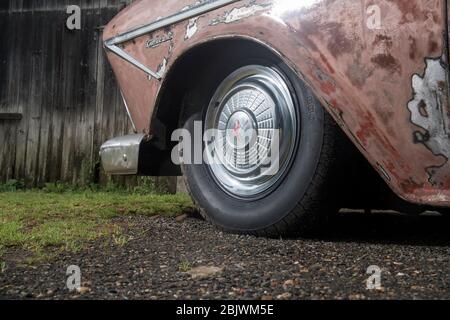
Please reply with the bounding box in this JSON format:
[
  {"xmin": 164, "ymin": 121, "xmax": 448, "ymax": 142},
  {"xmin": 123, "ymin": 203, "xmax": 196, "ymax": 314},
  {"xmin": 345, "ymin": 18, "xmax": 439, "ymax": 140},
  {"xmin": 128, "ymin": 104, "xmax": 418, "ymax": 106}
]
[{"xmin": 181, "ymin": 59, "xmax": 345, "ymax": 237}]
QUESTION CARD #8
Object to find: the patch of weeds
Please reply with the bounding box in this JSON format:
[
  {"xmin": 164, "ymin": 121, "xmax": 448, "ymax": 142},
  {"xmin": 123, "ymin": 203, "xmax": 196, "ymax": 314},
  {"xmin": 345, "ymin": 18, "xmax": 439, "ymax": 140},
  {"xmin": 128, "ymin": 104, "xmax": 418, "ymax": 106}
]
[
  {"xmin": 43, "ymin": 182, "xmax": 72, "ymax": 194},
  {"xmin": 98, "ymin": 208, "xmax": 120, "ymax": 219},
  {"xmin": 0, "ymin": 220, "xmax": 29, "ymax": 246},
  {"xmin": 0, "ymin": 261, "xmax": 6, "ymax": 273},
  {"xmin": 0, "ymin": 179, "xmax": 25, "ymax": 192},
  {"xmin": 132, "ymin": 177, "xmax": 157, "ymax": 195},
  {"xmin": 87, "ymin": 183, "xmax": 100, "ymax": 192},
  {"xmin": 103, "ymin": 180, "xmax": 122, "ymax": 193},
  {"xmin": 178, "ymin": 260, "xmax": 192, "ymax": 272},
  {"xmin": 112, "ymin": 232, "xmax": 130, "ymax": 247},
  {"xmin": 32, "ymin": 220, "xmax": 99, "ymax": 247}
]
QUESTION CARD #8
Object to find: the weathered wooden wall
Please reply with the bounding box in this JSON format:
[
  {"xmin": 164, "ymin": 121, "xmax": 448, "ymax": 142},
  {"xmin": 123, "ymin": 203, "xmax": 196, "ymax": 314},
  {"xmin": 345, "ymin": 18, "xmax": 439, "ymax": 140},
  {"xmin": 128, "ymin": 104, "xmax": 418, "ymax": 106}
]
[{"xmin": 0, "ymin": 0, "xmax": 143, "ymax": 187}]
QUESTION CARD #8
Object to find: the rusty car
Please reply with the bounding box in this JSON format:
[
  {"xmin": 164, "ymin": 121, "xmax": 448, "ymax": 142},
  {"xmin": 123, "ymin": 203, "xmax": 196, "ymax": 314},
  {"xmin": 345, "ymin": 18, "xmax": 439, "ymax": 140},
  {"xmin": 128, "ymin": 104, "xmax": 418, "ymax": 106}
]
[{"xmin": 100, "ymin": 0, "xmax": 450, "ymax": 236}]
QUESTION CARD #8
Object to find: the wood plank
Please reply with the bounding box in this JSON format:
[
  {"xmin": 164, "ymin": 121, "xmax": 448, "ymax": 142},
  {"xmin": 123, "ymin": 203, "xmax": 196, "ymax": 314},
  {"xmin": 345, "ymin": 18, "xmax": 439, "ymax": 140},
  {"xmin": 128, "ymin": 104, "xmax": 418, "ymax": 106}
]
[
  {"xmin": 60, "ymin": 0, "xmax": 83, "ymax": 184},
  {"xmin": 24, "ymin": 2, "xmax": 47, "ymax": 186},
  {"xmin": 37, "ymin": 0, "xmax": 60, "ymax": 185},
  {"xmin": 13, "ymin": 9, "xmax": 34, "ymax": 185},
  {"xmin": 0, "ymin": 10, "xmax": 10, "ymax": 181},
  {"xmin": 75, "ymin": 0, "xmax": 98, "ymax": 186},
  {"xmin": 0, "ymin": 7, "xmax": 20, "ymax": 182}
]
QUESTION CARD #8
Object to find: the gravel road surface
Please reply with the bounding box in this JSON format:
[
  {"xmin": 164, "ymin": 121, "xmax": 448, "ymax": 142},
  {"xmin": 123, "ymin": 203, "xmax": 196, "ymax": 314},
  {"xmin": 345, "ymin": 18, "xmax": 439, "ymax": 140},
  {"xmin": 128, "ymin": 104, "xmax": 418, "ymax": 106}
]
[{"xmin": 0, "ymin": 212, "xmax": 449, "ymax": 300}]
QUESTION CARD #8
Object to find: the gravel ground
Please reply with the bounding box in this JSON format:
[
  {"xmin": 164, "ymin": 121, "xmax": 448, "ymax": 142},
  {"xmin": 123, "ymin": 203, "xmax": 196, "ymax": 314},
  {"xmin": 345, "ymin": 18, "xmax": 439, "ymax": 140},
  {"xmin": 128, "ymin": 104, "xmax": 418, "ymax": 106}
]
[{"xmin": 0, "ymin": 211, "xmax": 449, "ymax": 300}]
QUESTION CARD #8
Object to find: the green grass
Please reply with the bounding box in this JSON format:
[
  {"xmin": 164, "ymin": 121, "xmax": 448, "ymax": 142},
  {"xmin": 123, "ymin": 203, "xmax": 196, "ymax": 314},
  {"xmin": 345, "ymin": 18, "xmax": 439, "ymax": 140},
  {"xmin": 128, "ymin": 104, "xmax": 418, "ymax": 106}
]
[
  {"xmin": 178, "ymin": 260, "xmax": 192, "ymax": 272},
  {"xmin": 0, "ymin": 191, "xmax": 194, "ymax": 262}
]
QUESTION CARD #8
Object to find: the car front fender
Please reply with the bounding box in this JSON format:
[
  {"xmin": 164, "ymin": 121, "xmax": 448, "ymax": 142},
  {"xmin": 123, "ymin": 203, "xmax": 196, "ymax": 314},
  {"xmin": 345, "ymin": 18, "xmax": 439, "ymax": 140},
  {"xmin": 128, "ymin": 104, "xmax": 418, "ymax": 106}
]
[{"xmin": 103, "ymin": 0, "xmax": 450, "ymax": 206}]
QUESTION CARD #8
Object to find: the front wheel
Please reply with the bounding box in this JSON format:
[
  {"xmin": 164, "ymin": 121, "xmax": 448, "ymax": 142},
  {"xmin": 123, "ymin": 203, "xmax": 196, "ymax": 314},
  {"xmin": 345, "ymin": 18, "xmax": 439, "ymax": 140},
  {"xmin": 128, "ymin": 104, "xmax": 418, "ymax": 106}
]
[{"xmin": 182, "ymin": 62, "xmax": 344, "ymax": 237}]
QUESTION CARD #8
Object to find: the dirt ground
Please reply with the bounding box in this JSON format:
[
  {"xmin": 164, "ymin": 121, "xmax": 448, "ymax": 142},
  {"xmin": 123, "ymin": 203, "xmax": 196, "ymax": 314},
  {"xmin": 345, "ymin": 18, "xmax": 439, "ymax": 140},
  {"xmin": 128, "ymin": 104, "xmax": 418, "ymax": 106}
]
[{"xmin": 0, "ymin": 211, "xmax": 449, "ymax": 300}]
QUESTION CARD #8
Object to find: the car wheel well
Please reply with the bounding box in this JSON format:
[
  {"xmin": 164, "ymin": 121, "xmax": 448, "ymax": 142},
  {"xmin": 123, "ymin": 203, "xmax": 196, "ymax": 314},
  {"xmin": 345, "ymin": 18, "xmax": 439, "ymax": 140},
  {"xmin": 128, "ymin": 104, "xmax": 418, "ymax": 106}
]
[{"xmin": 153, "ymin": 38, "xmax": 282, "ymax": 144}]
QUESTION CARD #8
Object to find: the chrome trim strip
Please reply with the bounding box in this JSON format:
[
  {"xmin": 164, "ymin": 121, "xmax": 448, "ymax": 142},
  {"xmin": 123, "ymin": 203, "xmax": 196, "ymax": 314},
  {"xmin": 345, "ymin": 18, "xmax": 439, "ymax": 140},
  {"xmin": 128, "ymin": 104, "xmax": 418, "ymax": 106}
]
[
  {"xmin": 120, "ymin": 91, "xmax": 138, "ymax": 133},
  {"xmin": 104, "ymin": 0, "xmax": 241, "ymax": 79},
  {"xmin": 108, "ymin": 44, "xmax": 162, "ymax": 79}
]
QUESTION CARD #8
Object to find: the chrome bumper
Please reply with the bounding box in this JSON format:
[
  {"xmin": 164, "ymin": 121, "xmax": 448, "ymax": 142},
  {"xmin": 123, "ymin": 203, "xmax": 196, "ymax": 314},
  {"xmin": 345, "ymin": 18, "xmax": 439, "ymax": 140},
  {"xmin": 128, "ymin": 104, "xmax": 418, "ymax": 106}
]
[{"xmin": 99, "ymin": 134, "xmax": 146, "ymax": 175}]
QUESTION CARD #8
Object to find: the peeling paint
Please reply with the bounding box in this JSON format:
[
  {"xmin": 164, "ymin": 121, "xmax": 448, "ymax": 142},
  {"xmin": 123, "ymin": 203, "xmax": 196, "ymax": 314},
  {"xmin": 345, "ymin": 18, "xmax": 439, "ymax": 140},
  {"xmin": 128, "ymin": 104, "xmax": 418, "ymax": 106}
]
[
  {"xmin": 185, "ymin": 17, "xmax": 199, "ymax": 39},
  {"xmin": 408, "ymin": 55, "xmax": 450, "ymax": 185},
  {"xmin": 209, "ymin": 3, "xmax": 271, "ymax": 26},
  {"xmin": 157, "ymin": 58, "xmax": 168, "ymax": 76},
  {"xmin": 181, "ymin": 0, "xmax": 217, "ymax": 12}
]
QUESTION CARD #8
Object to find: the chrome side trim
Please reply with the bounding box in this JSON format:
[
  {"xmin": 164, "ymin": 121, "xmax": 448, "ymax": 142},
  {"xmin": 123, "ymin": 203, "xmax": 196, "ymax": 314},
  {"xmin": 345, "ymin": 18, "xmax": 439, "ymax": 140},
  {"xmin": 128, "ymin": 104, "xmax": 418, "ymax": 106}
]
[
  {"xmin": 100, "ymin": 134, "xmax": 146, "ymax": 175},
  {"xmin": 104, "ymin": 0, "xmax": 241, "ymax": 79},
  {"xmin": 120, "ymin": 91, "xmax": 138, "ymax": 133},
  {"xmin": 107, "ymin": 44, "xmax": 162, "ymax": 79}
]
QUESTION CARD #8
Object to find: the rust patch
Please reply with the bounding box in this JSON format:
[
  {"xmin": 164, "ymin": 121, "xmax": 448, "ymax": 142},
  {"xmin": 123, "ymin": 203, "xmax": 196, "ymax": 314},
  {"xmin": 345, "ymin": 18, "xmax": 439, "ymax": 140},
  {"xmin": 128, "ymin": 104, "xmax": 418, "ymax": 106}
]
[
  {"xmin": 319, "ymin": 82, "xmax": 336, "ymax": 95},
  {"xmin": 311, "ymin": 65, "xmax": 336, "ymax": 95},
  {"xmin": 428, "ymin": 39, "xmax": 439, "ymax": 53},
  {"xmin": 325, "ymin": 22, "xmax": 353, "ymax": 58},
  {"xmin": 356, "ymin": 110, "xmax": 404, "ymax": 165},
  {"xmin": 297, "ymin": 20, "xmax": 353, "ymax": 58},
  {"xmin": 393, "ymin": 0, "xmax": 422, "ymax": 24},
  {"xmin": 346, "ymin": 57, "xmax": 373, "ymax": 89},
  {"xmin": 374, "ymin": 105, "xmax": 395, "ymax": 127},
  {"xmin": 400, "ymin": 178, "xmax": 424, "ymax": 194},
  {"xmin": 417, "ymin": 100, "xmax": 428, "ymax": 117},
  {"xmin": 297, "ymin": 19, "xmax": 320, "ymax": 51},
  {"xmin": 373, "ymin": 34, "xmax": 393, "ymax": 49},
  {"xmin": 371, "ymin": 54, "xmax": 402, "ymax": 74},
  {"xmin": 408, "ymin": 36, "xmax": 417, "ymax": 60},
  {"xmin": 319, "ymin": 53, "xmax": 335, "ymax": 74}
]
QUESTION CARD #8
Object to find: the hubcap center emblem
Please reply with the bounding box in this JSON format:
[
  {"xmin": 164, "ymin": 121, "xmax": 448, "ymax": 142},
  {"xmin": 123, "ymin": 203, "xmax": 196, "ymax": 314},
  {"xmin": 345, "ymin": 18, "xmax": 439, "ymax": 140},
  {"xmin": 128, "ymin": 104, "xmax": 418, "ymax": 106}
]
[{"xmin": 226, "ymin": 111, "xmax": 257, "ymax": 150}]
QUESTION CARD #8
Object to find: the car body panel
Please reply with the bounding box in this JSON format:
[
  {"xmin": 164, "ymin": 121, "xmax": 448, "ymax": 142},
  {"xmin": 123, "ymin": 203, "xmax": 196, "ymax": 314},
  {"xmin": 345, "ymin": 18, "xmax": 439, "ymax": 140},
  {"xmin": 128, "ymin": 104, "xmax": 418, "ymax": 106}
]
[{"xmin": 103, "ymin": 0, "xmax": 450, "ymax": 206}]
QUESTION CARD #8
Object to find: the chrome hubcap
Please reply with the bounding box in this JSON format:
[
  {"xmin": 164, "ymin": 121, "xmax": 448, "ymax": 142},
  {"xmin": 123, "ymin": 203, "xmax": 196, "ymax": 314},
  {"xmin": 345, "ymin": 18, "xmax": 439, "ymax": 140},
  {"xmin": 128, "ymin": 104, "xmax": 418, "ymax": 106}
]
[{"xmin": 205, "ymin": 65, "xmax": 298, "ymax": 198}]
